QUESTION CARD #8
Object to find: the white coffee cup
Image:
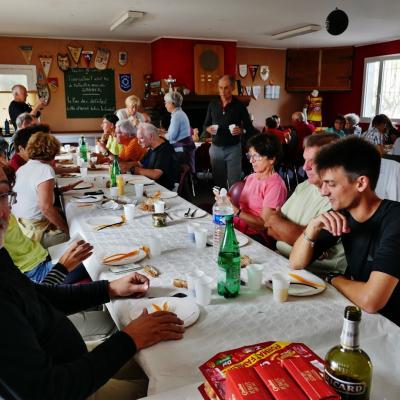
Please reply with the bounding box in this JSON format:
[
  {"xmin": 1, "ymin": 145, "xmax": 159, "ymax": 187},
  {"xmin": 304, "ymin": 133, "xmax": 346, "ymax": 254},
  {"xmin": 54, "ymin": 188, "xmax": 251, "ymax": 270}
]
[
  {"xmin": 124, "ymin": 204, "xmax": 136, "ymax": 222},
  {"xmin": 195, "ymin": 275, "xmax": 213, "ymax": 306},
  {"xmin": 247, "ymin": 264, "xmax": 264, "ymax": 291},
  {"xmin": 147, "ymin": 235, "xmax": 162, "ymax": 257},
  {"xmin": 154, "ymin": 200, "xmax": 165, "ymax": 214},
  {"xmin": 135, "ymin": 183, "xmax": 144, "ymax": 198},
  {"xmin": 80, "ymin": 167, "xmax": 88, "ymax": 177},
  {"xmin": 194, "ymin": 228, "xmax": 208, "ymax": 249},
  {"xmin": 229, "ymin": 124, "xmax": 236, "ymax": 134},
  {"xmin": 272, "ymin": 273, "xmax": 290, "ymax": 302}
]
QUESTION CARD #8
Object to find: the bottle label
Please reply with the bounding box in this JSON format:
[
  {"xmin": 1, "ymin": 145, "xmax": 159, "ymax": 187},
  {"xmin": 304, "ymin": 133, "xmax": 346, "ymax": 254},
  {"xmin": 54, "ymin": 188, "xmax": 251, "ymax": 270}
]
[
  {"xmin": 213, "ymin": 214, "xmax": 226, "ymax": 226},
  {"xmin": 341, "ymin": 319, "xmax": 359, "ymax": 349},
  {"xmin": 324, "ymin": 369, "xmax": 367, "ymax": 396}
]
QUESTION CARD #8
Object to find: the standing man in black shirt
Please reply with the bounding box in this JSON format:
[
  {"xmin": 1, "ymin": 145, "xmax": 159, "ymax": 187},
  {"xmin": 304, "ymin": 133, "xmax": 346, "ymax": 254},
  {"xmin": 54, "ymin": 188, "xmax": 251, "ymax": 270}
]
[
  {"xmin": 290, "ymin": 137, "xmax": 400, "ymax": 326},
  {"xmin": 8, "ymin": 84, "xmax": 47, "ymax": 129},
  {"xmin": 204, "ymin": 75, "xmax": 254, "ymax": 188},
  {"xmin": 132, "ymin": 122, "xmax": 180, "ymax": 190}
]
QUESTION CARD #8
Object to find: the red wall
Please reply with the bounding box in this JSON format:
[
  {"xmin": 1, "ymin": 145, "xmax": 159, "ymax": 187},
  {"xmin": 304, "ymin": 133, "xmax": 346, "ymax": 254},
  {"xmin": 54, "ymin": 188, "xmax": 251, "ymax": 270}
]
[
  {"xmin": 151, "ymin": 38, "xmax": 236, "ymax": 92},
  {"xmin": 323, "ymin": 39, "xmax": 400, "ymax": 127}
]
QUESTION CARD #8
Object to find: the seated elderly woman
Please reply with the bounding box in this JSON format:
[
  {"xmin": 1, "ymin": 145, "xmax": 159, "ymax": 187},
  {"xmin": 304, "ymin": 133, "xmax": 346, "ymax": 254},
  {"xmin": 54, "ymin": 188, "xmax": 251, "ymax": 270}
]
[
  {"xmin": 12, "ymin": 132, "xmax": 69, "ymax": 248},
  {"xmin": 131, "ymin": 122, "xmax": 180, "ymax": 190},
  {"xmin": 97, "ymin": 113, "xmax": 120, "ymax": 157},
  {"xmin": 163, "ymin": 91, "xmax": 195, "ymax": 172},
  {"xmin": 344, "ymin": 113, "xmax": 362, "ymax": 136},
  {"xmin": 263, "ymin": 117, "xmax": 291, "ymax": 143},
  {"xmin": 363, "ymin": 114, "xmax": 386, "ymax": 154},
  {"xmin": 228, "ymin": 134, "xmax": 288, "ymax": 244},
  {"xmin": 115, "ymin": 119, "xmax": 147, "ymax": 173},
  {"xmin": 325, "ymin": 114, "xmax": 346, "ymax": 137}
]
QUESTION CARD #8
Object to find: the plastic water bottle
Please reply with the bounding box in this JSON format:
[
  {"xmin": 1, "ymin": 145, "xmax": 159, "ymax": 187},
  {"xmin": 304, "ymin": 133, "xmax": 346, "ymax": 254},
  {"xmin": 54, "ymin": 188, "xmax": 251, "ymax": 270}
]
[{"xmin": 212, "ymin": 188, "xmax": 234, "ymax": 259}]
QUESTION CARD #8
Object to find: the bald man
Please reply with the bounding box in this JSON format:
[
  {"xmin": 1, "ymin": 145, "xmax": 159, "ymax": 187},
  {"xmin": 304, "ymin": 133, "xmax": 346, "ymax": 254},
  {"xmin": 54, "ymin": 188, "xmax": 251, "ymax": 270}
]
[{"xmin": 8, "ymin": 85, "xmax": 46, "ymax": 129}]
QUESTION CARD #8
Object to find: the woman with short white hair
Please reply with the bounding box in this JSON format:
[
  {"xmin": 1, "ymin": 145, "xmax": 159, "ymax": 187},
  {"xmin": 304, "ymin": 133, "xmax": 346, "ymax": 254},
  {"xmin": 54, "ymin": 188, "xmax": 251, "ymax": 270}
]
[
  {"xmin": 344, "ymin": 113, "xmax": 362, "ymax": 136},
  {"xmin": 116, "ymin": 95, "xmax": 148, "ymax": 132},
  {"xmin": 164, "ymin": 91, "xmax": 195, "ymax": 172}
]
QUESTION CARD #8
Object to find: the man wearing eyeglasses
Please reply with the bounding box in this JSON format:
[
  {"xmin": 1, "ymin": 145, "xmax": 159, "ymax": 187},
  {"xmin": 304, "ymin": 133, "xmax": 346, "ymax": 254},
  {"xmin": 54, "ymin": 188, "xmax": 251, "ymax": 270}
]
[
  {"xmin": 204, "ymin": 75, "xmax": 255, "ymax": 188},
  {"xmin": 0, "ymin": 163, "xmax": 184, "ymax": 399}
]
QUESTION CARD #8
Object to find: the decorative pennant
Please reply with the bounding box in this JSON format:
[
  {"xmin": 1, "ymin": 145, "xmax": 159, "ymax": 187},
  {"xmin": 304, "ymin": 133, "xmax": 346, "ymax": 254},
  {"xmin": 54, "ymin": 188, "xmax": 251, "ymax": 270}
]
[
  {"xmin": 67, "ymin": 45, "xmax": 82, "ymax": 66},
  {"xmin": 252, "ymin": 85, "xmax": 261, "ymax": 100},
  {"xmin": 260, "ymin": 65, "xmax": 270, "ymax": 81},
  {"xmin": 36, "ymin": 83, "xmax": 50, "ymax": 104},
  {"xmin": 81, "ymin": 50, "xmax": 94, "ymax": 68},
  {"xmin": 119, "ymin": 51, "xmax": 128, "ymax": 66},
  {"xmin": 249, "ymin": 65, "xmax": 259, "ymax": 81},
  {"xmin": 19, "ymin": 45, "xmax": 33, "ymax": 64},
  {"xmin": 37, "ymin": 71, "xmax": 45, "ymax": 82},
  {"xmin": 57, "ymin": 53, "xmax": 70, "ymax": 71},
  {"xmin": 95, "ymin": 48, "xmax": 110, "ymax": 70},
  {"xmin": 47, "ymin": 77, "xmax": 59, "ymax": 92},
  {"xmin": 39, "ymin": 56, "xmax": 52, "ymax": 78},
  {"xmin": 245, "ymin": 86, "xmax": 252, "ymax": 96},
  {"xmin": 119, "ymin": 73, "xmax": 132, "ymax": 93},
  {"xmin": 238, "ymin": 64, "xmax": 248, "ymax": 78}
]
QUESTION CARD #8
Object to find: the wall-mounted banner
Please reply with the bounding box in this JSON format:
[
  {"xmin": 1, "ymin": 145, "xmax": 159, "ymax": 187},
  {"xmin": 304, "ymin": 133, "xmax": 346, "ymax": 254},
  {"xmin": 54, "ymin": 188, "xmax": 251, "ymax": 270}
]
[
  {"xmin": 81, "ymin": 50, "xmax": 94, "ymax": 68},
  {"xmin": 57, "ymin": 53, "xmax": 70, "ymax": 71},
  {"xmin": 252, "ymin": 85, "xmax": 261, "ymax": 100},
  {"xmin": 95, "ymin": 48, "xmax": 110, "ymax": 70},
  {"xmin": 260, "ymin": 65, "xmax": 270, "ymax": 81},
  {"xmin": 19, "ymin": 45, "xmax": 33, "ymax": 64},
  {"xmin": 119, "ymin": 51, "xmax": 128, "ymax": 66},
  {"xmin": 47, "ymin": 77, "xmax": 59, "ymax": 92},
  {"xmin": 245, "ymin": 86, "xmax": 252, "ymax": 96},
  {"xmin": 119, "ymin": 73, "xmax": 132, "ymax": 92},
  {"xmin": 36, "ymin": 83, "xmax": 50, "ymax": 104},
  {"xmin": 39, "ymin": 56, "xmax": 52, "ymax": 78},
  {"xmin": 238, "ymin": 64, "xmax": 248, "ymax": 78},
  {"xmin": 68, "ymin": 45, "xmax": 82, "ymax": 66},
  {"xmin": 249, "ymin": 65, "xmax": 259, "ymax": 81}
]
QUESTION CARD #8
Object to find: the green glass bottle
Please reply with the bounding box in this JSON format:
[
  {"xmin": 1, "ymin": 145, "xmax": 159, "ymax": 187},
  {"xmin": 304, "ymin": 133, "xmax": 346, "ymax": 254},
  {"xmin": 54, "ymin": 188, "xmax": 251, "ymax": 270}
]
[
  {"xmin": 79, "ymin": 136, "xmax": 88, "ymax": 162},
  {"xmin": 217, "ymin": 214, "xmax": 240, "ymax": 298},
  {"xmin": 324, "ymin": 306, "xmax": 372, "ymax": 399},
  {"xmin": 110, "ymin": 155, "xmax": 121, "ymax": 187}
]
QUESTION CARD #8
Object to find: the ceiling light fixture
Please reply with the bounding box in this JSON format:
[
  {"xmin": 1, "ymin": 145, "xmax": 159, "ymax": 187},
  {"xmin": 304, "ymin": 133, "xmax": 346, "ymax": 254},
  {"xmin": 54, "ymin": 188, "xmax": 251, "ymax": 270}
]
[
  {"xmin": 271, "ymin": 24, "xmax": 321, "ymax": 40},
  {"xmin": 110, "ymin": 11, "xmax": 145, "ymax": 31}
]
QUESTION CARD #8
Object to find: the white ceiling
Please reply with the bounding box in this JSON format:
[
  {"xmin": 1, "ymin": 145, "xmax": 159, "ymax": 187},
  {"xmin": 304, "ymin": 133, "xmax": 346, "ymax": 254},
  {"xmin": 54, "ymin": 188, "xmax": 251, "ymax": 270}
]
[{"xmin": 1, "ymin": 0, "xmax": 399, "ymax": 48}]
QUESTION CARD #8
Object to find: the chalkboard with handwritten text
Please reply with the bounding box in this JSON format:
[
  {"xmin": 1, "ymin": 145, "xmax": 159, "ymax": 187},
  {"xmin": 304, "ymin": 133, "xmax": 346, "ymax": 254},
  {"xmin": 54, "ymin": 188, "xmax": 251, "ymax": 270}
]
[{"xmin": 64, "ymin": 68, "xmax": 115, "ymax": 118}]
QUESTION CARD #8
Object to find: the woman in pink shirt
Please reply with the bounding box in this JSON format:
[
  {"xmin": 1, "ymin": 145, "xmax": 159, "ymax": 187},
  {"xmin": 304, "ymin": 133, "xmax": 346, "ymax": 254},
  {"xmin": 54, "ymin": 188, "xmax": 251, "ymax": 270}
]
[{"xmin": 232, "ymin": 134, "xmax": 287, "ymax": 243}]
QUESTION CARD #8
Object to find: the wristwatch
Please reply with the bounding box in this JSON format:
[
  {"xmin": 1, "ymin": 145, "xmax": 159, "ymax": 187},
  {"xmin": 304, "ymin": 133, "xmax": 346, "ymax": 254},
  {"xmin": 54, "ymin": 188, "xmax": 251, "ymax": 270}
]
[
  {"xmin": 325, "ymin": 271, "xmax": 343, "ymax": 285},
  {"xmin": 303, "ymin": 231, "xmax": 315, "ymax": 247}
]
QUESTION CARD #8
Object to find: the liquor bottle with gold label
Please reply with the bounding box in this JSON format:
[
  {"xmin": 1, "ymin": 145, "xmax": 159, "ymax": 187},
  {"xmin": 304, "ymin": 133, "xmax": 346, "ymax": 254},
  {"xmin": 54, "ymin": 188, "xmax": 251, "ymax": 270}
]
[{"xmin": 324, "ymin": 306, "xmax": 372, "ymax": 399}]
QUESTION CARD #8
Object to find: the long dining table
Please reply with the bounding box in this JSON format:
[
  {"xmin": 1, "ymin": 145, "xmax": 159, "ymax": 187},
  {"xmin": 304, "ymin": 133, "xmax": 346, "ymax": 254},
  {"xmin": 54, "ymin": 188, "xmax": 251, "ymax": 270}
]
[{"xmin": 58, "ymin": 168, "xmax": 400, "ymax": 400}]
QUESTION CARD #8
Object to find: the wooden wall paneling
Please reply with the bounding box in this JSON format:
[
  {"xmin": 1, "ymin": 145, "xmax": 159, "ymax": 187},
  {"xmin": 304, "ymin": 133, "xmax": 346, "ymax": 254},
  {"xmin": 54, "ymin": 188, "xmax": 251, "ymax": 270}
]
[
  {"xmin": 286, "ymin": 49, "xmax": 320, "ymax": 91},
  {"xmin": 320, "ymin": 47, "xmax": 353, "ymax": 91}
]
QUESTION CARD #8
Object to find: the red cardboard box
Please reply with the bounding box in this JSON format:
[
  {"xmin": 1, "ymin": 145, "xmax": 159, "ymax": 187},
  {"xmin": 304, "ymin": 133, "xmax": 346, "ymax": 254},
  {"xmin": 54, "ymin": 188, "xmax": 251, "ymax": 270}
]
[
  {"xmin": 254, "ymin": 364, "xmax": 308, "ymax": 400},
  {"xmin": 281, "ymin": 357, "xmax": 340, "ymax": 400},
  {"xmin": 225, "ymin": 368, "xmax": 273, "ymax": 400}
]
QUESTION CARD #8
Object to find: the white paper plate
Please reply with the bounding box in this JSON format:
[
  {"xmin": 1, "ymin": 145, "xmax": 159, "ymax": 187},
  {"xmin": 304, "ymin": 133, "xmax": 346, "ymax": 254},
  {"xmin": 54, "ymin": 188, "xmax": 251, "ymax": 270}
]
[
  {"xmin": 173, "ymin": 208, "xmax": 208, "ymax": 219},
  {"xmin": 71, "ymin": 194, "xmax": 103, "ymax": 203},
  {"xmin": 72, "ymin": 182, "xmax": 94, "ymax": 190},
  {"xmin": 207, "ymin": 233, "xmax": 249, "ymax": 247},
  {"xmin": 265, "ymin": 269, "xmax": 326, "ymax": 296},
  {"xmin": 58, "ymin": 172, "xmax": 82, "ymax": 178},
  {"xmin": 86, "ymin": 215, "xmax": 122, "ymax": 227},
  {"xmin": 126, "ymin": 176, "xmax": 155, "ymax": 185},
  {"xmin": 152, "ymin": 191, "xmax": 178, "ymax": 199},
  {"xmin": 101, "ymin": 246, "xmax": 147, "ymax": 266},
  {"xmin": 129, "ymin": 297, "xmax": 200, "ymax": 328}
]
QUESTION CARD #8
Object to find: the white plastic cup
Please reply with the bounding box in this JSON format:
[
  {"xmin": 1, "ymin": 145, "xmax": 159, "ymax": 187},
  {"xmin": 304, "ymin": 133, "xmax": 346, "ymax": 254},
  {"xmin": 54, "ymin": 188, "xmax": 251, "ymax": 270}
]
[
  {"xmin": 272, "ymin": 273, "xmax": 290, "ymax": 303},
  {"xmin": 211, "ymin": 124, "xmax": 219, "ymax": 135},
  {"xmin": 135, "ymin": 183, "xmax": 144, "ymax": 198},
  {"xmin": 80, "ymin": 167, "xmax": 88, "ymax": 177},
  {"xmin": 64, "ymin": 144, "xmax": 71, "ymax": 152},
  {"xmin": 195, "ymin": 275, "xmax": 213, "ymax": 306},
  {"xmin": 194, "ymin": 228, "xmax": 208, "ymax": 249},
  {"xmin": 124, "ymin": 204, "xmax": 136, "ymax": 222},
  {"xmin": 77, "ymin": 157, "xmax": 85, "ymax": 167},
  {"xmin": 247, "ymin": 264, "xmax": 264, "ymax": 291},
  {"xmin": 186, "ymin": 272, "xmax": 196, "ymax": 298},
  {"xmin": 90, "ymin": 156, "xmax": 97, "ymax": 164},
  {"xmin": 187, "ymin": 223, "xmax": 200, "ymax": 243},
  {"xmin": 229, "ymin": 124, "xmax": 236, "ymax": 134},
  {"xmin": 109, "ymin": 187, "xmax": 118, "ymax": 198},
  {"xmin": 147, "ymin": 236, "xmax": 162, "ymax": 257},
  {"xmin": 154, "ymin": 200, "xmax": 165, "ymax": 214}
]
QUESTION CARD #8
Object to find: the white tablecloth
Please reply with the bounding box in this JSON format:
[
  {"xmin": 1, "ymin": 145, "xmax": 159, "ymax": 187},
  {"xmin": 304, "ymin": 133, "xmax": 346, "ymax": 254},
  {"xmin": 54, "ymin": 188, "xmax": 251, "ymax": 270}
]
[{"xmin": 60, "ymin": 172, "xmax": 400, "ymax": 400}]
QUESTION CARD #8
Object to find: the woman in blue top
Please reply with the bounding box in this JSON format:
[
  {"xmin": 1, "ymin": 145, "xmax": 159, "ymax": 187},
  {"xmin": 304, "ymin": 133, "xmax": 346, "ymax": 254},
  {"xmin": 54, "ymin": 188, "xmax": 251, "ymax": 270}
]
[
  {"xmin": 164, "ymin": 91, "xmax": 195, "ymax": 172},
  {"xmin": 325, "ymin": 114, "xmax": 345, "ymax": 137}
]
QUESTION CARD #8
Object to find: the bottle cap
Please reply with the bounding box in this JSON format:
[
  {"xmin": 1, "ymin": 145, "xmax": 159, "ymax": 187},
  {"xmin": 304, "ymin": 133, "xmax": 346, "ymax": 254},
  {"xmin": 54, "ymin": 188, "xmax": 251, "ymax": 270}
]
[
  {"xmin": 220, "ymin": 188, "xmax": 227, "ymax": 197},
  {"xmin": 344, "ymin": 305, "xmax": 361, "ymax": 321}
]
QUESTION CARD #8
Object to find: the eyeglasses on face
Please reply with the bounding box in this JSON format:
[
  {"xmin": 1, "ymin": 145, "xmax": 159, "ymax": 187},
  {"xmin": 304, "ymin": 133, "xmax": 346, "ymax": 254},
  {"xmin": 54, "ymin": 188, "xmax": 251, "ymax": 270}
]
[
  {"xmin": 0, "ymin": 191, "xmax": 17, "ymax": 207},
  {"xmin": 246, "ymin": 152, "xmax": 264, "ymax": 161}
]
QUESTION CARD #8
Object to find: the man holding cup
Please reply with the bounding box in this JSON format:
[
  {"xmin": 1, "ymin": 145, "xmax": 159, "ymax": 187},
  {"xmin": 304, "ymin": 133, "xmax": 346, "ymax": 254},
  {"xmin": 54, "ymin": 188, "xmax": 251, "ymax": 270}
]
[{"xmin": 204, "ymin": 75, "xmax": 255, "ymax": 188}]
